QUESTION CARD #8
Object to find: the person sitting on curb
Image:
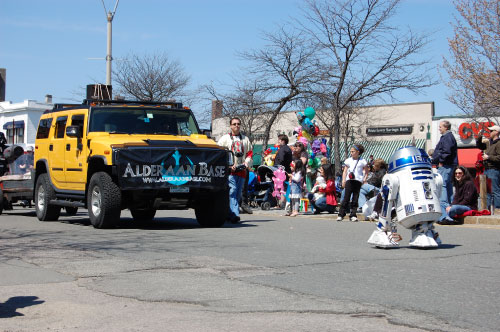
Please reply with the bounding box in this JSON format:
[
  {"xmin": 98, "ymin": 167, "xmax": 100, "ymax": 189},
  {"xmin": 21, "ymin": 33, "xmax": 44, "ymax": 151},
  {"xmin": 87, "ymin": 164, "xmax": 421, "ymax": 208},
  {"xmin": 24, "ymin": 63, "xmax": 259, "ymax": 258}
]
[
  {"xmin": 438, "ymin": 166, "xmax": 478, "ymax": 225},
  {"xmin": 309, "ymin": 163, "xmax": 337, "ymax": 214}
]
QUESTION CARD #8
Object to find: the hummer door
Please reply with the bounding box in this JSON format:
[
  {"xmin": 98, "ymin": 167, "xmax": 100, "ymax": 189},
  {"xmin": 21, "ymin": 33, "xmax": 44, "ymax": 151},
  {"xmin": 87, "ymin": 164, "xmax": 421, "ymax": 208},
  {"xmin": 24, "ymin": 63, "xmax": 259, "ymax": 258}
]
[
  {"xmin": 64, "ymin": 114, "xmax": 87, "ymax": 190},
  {"xmin": 48, "ymin": 115, "xmax": 68, "ymax": 187}
]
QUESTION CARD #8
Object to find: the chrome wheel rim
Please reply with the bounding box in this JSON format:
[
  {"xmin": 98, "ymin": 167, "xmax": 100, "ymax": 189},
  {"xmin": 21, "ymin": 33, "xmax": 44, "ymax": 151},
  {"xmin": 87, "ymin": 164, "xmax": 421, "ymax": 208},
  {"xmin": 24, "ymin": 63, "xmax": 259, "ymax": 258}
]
[
  {"xmin": 91, "ymin": 186, "xmax": 102, "ymax": 217},
  {"xmin": 37, "ymin": 185, "xmax": 45, "ymax": 212}
]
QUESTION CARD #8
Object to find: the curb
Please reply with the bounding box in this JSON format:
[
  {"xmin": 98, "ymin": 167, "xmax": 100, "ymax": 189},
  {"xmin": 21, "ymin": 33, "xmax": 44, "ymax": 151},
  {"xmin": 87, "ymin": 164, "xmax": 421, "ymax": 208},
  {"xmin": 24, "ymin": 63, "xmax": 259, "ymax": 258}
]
[{"xmin": 248, "ymin": 209, "xmax": 500, "ymax": 226}]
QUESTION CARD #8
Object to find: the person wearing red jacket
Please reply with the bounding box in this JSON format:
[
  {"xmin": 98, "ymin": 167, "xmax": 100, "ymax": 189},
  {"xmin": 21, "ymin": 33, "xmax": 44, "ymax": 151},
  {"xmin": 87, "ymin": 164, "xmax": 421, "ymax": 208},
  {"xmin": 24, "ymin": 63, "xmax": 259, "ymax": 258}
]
[{"xmin": 310, "ymin": 164, "xmax": 337, "ymax": 214}]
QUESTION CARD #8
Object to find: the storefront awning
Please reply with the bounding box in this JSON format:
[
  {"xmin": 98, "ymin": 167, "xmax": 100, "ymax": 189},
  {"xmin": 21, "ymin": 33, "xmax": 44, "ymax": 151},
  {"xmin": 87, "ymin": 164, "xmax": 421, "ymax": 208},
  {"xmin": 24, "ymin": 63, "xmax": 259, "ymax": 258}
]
[
  {"xmin": 253, "ymin": 139, "xmax": 427, "ymax": 166},
  {"xmin": 332, "ymin": 139, "xmax": 427, "ymax": 163},
  {"xmin": 3, "ymin": 120, "xmax": 25, "ymax": 130},
  {"xmin": 458, "ymin": 148, "xmax": 481, "ymax": 168}
]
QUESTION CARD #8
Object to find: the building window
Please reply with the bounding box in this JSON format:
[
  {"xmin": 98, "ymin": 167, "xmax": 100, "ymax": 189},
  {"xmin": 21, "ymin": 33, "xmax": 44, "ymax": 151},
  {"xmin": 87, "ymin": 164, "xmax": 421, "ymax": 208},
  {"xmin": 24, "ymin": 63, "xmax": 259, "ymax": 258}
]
[{"xmin": 6, "ymin": 127, "xmax": 24, "ymax": 145}]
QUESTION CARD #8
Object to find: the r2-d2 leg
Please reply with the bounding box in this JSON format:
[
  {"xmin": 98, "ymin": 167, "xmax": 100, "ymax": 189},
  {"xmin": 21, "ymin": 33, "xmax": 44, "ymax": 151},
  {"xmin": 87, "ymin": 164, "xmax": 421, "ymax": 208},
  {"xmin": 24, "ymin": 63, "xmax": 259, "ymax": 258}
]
[
  {"xmin": 367, "ymin": 218, "xmax": 402, "ymax": 248},
  {"xmin": 409, "ymin": 222, "xmax": 441, "ymax": 248},
  {"xmin": 367, "ymin": 179, "xmax": 402, "ymax": 248},
  {"xmin": 407, "ymin": 171, "xmax": 443, "ymax": 248}
]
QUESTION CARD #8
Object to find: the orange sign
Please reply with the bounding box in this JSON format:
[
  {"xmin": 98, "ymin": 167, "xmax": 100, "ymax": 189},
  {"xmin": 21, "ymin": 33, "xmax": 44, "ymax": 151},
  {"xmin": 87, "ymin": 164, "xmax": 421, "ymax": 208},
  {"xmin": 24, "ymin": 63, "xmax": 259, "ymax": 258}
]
[{"xmin": 318, "ymin": 130, "xmax": 330, "ymax": 136}]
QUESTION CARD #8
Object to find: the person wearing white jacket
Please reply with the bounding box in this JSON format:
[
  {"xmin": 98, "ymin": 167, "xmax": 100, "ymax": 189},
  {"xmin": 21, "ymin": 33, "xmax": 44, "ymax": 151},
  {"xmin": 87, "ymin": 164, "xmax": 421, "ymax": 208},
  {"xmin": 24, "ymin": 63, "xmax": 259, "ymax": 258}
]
[{"xmin": 217, "ymin": 117, "xmax": 253, "ymax": 223}]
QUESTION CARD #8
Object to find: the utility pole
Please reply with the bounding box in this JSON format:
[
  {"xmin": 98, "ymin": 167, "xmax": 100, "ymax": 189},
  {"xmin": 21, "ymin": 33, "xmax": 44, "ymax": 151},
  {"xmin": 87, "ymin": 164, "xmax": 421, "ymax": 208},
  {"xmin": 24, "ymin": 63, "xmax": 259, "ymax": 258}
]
[{"xmin": 101, "ymin": 0, "xmax": 119, "ymax": 86}]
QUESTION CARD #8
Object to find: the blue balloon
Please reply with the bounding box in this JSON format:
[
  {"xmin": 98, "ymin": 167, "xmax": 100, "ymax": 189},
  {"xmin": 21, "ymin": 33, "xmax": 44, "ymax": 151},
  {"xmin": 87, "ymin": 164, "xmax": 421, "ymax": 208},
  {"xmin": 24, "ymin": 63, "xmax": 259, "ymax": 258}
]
[
  {"xmin": 304, "ymin": 107, "xmax": 316, "ymax": 120},
  {"xmin": 296, "ymin": 112, "xmax": 305, "ymax": 123}
]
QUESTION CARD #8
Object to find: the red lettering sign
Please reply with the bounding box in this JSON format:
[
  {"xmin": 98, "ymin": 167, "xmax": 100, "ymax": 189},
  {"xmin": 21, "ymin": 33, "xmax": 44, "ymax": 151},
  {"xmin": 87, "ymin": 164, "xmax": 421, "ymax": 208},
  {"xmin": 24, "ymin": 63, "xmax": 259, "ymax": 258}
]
[{"xmin": 458, "ymin": 122, "xmax": 495, "ymax": 140}]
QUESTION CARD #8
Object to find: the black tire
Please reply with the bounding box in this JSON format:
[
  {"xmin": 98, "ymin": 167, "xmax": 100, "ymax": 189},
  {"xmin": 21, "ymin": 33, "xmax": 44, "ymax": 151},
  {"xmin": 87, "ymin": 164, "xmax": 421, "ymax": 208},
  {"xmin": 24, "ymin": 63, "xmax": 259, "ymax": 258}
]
[
  {"xmin": 261, "ymin": 201, "xmax": 271, "ymax": 210},
  {"xmin": 194, "ymin": 189, "xmax": 229, "ymax": 227},
  {"xmin": 130, "ymin": 208, "xmax": 156, "ymax": 222},
  {"xmin": 65, "ymin": 206, "xmax": 78, "ymax": 216},
  {"xmin": 87, "ymin": 172, "xmax": 122, "ymax": 229},
  {"xmin": 35, "ymin": 173, "xmax": 61, "ymax": 221}
]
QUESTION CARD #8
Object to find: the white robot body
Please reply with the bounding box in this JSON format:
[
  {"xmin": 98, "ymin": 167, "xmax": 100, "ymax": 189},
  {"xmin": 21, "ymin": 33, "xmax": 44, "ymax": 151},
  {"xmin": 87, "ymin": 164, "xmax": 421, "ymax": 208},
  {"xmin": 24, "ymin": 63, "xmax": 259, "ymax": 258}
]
[
  {"xmin": 393, "ymin": 166, "xmax": 442, "ymax": 229},
  {"xmin": 367, "ymin": 146, "xmax": 443, "ymax": 248}
]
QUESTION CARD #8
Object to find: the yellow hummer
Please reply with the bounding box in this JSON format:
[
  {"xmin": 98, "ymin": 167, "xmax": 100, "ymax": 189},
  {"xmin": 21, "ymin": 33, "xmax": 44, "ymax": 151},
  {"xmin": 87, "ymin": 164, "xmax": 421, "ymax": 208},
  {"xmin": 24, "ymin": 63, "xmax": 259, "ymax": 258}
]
[{"xmin": 34, "ymin": 99, "xmax": 230, "ymax": 228}]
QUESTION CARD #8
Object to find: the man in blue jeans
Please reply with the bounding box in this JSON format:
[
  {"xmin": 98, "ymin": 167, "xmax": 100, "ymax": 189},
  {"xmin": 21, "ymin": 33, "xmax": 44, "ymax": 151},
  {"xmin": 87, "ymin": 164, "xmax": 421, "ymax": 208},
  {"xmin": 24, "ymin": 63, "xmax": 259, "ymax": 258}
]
[
  {"xmin": 476, "ymin": 125, "xmax": 500, "ymax": 209},
  {"xmin": 218, "ymin": 117, "xmax": 253, "ymax": 224},
  {"xmin": 432, "ymin": 120, "xmax": 458, "ymax": 222}
]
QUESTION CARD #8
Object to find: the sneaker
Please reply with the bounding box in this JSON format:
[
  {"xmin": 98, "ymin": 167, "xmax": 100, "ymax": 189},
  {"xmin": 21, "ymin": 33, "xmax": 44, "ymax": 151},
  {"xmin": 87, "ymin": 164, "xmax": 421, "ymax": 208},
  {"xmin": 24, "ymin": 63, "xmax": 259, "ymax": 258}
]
[
  {"xmin": 367, "ymin": 212, "xmax": 378, "ymax": 221},
  {"xmin": 241, "ymin": 204, "xmax": 253, "ymax": 214},
  {"xmin": 313, "ymin": 209, "xmax": 321, "ymax": 215},
  {"xmin": 228, "ymin": 216, "xmax": 241, "ymax": 224},
  {"xmin": 350, "ymin": 216, "xmax": 358, "ymax": 222},
  {"xmin": 336, "ymin": 216, "xmax": 343, "ymax": 221},
  {"xmin": 437, "ymin": 218, "xmax": 457, "ymax": 225}
]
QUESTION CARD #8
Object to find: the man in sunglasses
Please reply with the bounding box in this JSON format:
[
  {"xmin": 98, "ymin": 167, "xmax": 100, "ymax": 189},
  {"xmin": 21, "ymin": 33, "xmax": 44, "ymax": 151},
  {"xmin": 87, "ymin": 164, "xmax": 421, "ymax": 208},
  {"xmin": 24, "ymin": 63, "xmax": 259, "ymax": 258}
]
[{"xmin": 218, "ymin": 117, "xmax": 253, "ymax": 224}]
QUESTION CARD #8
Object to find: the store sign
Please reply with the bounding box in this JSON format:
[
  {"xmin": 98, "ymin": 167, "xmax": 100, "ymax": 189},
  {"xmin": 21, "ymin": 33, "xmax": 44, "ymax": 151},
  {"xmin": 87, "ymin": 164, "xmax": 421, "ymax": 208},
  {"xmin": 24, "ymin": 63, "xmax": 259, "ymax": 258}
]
[
  {"xmin": 458, "ymin": 121, "xmax": 495, "ymax": 140},
  {"xmin": 366, "ymin": 126, "xmax": 413, "ymax": 136},
  {"xmin": 318, "ymin": 129, "xmax": 330, "ymax": 136}
]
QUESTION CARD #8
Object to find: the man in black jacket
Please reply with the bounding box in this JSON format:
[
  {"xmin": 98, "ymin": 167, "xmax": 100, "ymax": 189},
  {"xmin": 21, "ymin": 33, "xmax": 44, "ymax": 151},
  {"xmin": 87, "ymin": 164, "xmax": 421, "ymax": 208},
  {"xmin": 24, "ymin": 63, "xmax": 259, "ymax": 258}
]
[
  {"xmin": 274, "ymin": 134, "xmax": 292, "ymax": 174},
  {"xmin": 272, "ymin": 134, "xmax": 293, "ymax": 208},
  {"xmin": 432, "ymin": 120, "xmax": 458, "ymax": 222},
  {"xmin": 476, "ymin": 125, "xmax": 500, "ymax": 209}
]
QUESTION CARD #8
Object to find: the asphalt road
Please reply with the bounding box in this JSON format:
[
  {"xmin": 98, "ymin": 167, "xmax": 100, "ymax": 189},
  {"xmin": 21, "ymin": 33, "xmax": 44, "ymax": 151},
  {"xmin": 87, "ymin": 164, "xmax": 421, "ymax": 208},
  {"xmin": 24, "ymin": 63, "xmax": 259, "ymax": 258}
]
[{"xmin": 0, "ymin": 206, "xmax": 499, "ymax": 332}]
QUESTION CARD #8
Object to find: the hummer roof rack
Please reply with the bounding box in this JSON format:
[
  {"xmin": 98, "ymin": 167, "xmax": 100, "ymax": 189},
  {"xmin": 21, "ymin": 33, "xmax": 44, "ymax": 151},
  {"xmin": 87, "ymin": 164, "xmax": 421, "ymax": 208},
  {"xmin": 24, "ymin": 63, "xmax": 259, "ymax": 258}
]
[
  {"xmin": 53, "ymin": 103, "xmax": 83, "ymax": 110},
  {"xmin": 83, "ymin": 99, "xmax": 184, "ymax": 109}
]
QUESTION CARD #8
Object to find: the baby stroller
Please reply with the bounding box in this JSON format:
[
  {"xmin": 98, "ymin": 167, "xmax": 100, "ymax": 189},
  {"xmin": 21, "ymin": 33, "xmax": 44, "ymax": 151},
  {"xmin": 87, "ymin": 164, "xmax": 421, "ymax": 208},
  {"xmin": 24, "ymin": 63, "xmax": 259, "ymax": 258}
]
[{"xmin": 247, "ymin": 165, "xmax": 278, "ymax": 210}]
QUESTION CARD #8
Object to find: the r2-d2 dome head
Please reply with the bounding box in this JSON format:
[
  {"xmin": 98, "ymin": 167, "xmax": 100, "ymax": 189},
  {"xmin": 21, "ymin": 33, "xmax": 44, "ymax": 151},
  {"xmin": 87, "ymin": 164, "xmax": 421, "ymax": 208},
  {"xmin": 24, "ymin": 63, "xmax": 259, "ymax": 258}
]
[{"xmin": 386, "ymin": 146, "xmax": 442, "ymax": 228}]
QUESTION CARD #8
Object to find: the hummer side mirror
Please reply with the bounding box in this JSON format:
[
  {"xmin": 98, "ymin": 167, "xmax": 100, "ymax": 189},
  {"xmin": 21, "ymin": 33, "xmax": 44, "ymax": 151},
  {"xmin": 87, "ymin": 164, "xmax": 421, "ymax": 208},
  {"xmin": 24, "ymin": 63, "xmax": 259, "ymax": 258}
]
[{"xmin": 66, "ymin": 126, "xmax": 81, "ymax": 138}]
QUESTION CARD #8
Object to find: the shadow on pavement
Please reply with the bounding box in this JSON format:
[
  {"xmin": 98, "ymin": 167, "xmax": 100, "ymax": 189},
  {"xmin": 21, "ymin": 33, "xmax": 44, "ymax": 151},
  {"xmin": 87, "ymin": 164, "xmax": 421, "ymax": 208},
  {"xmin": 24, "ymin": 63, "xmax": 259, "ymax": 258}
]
[
  {"xmin": 376, "ymin": 243, "xmax": 462, "ymax": 250},
  {"xmin": 0, "ymin": 296, "xmax": 45, "ymax": 318}
]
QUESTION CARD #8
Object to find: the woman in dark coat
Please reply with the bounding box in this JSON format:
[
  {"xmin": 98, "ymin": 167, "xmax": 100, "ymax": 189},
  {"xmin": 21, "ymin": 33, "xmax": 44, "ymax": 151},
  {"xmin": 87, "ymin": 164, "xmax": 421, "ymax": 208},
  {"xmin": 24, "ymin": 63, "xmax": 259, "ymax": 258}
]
[{"xmin": 438, "ymin": 165, "xmax": 478, "ymax": 225}]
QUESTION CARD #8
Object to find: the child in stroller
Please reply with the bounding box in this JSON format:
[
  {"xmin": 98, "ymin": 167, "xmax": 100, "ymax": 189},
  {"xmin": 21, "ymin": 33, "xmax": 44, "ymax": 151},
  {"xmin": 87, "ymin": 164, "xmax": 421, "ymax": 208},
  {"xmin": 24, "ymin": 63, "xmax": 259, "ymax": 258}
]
[{"xmin": 247, "ymin": 165, "xmax": 279, "ymax": 210}]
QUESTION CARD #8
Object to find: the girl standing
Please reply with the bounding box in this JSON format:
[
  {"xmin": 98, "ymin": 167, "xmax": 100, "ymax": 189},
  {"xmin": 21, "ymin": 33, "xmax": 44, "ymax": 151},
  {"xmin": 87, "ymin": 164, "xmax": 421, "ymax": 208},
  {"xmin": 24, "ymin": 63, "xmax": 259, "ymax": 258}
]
[
  {"xmin": 337, "ymin": 144, "xmax": 369, "ymax": 222},
  {"xmin": 287, "ymin": 159, "xmax": 306, "ymax": 217}
]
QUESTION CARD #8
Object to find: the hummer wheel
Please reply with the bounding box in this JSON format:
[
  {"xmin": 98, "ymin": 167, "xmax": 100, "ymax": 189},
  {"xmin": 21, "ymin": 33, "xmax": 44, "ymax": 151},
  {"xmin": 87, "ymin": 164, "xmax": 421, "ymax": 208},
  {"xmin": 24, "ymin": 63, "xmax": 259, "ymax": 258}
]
[
  {"xmin": 87, "ymin": 172, "xmax": 121, "ymax": 229},
  {"xmin": 35, "ymin": 173, "xmax": 61, "ymax": 221},
  {"xmin": 195, "ymin": 189, "xmax": 229, "ymax": 227}
]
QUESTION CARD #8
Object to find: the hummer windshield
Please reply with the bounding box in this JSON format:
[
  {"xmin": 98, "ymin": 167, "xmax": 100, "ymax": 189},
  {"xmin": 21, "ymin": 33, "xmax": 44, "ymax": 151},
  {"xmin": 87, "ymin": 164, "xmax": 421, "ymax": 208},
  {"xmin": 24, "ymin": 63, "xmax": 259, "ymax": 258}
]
[{"xmin": 88, "ymin": 107, "xmax": 200, "ymax": 136}]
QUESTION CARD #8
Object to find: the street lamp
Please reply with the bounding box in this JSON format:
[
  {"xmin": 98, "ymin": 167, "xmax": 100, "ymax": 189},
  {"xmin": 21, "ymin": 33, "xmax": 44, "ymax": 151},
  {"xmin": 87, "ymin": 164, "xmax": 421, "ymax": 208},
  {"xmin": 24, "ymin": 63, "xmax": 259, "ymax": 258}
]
[{"xmin": 101, "ymin": 0, "xmax": 120, "ymax": 86}]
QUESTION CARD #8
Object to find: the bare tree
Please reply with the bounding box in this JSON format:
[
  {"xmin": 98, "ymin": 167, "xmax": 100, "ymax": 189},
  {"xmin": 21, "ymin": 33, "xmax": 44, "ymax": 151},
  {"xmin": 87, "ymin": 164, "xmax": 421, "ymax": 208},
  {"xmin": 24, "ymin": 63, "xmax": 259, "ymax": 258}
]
[
  {"xmin": 114, "ymin": 52, "xmax": 191, "ymax": 102},
  {"xmin": 237, "ymin": 27, "xmax": 321, "ymax": 155},
  {"xmin": 205, "ymin": 78, "xmax": 274, "ymax": 145},
  {"xmin": 443, "ymin": 0, "xmax": 500, "ymax": 121},
  {"xmin": 301, "ymin": 0, "xmax": 436, "ymax": 173}
]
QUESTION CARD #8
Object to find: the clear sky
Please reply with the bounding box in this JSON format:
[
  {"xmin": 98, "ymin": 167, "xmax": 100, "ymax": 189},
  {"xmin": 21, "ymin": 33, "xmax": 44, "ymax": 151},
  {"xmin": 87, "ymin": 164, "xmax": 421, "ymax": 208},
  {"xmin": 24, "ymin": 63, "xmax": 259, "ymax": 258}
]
[{"xmin": 1, "ymin": 0, "xmax": 457, "ymax": 120}]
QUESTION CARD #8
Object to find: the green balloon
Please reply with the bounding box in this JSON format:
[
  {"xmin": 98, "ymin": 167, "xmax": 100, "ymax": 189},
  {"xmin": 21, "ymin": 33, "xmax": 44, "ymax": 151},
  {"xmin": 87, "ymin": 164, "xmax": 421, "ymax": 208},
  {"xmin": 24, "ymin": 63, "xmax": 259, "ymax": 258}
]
[{"xmin": 304, "ymin": 107, "xmax": 316, "ymax": 120}]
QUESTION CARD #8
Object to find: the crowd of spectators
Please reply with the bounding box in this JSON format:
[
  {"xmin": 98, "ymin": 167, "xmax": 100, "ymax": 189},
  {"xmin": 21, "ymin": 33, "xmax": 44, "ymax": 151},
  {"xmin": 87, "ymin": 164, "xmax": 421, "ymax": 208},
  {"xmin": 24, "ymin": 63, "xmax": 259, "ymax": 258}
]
[{"xmin": 219, "ymin": 125, "xmax": 496, "ymax": 226}]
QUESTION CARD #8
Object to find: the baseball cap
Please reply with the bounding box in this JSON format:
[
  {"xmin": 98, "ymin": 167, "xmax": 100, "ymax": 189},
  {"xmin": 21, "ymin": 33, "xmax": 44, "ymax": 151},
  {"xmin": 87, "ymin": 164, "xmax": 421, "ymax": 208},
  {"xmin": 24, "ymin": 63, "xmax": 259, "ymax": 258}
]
[{"xmin": 488, "ymin": 125, "xmax": 500, "ymax": 132}]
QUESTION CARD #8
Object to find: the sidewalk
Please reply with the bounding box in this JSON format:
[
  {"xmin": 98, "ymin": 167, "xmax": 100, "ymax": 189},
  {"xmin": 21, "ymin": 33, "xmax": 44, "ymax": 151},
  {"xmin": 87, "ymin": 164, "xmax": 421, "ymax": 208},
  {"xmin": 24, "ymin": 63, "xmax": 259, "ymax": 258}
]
[{"xmin": 248, "ymin": 207, "xmax": 500, "ymax": 226}]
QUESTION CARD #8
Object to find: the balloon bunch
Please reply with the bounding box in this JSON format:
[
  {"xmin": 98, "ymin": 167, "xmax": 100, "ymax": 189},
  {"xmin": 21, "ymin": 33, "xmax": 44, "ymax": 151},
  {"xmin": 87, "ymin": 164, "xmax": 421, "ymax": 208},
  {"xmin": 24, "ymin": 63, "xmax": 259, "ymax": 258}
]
[
  {"xmin": 263, "ymin": 144, "xmax": 280, "ymax": 166},
  {"xmin": 272, "ymin": 167, "xmax": 287, "ymax": 200},
  {"xmin": 294, "ymin": 107, "xmax": 328, "ymax": 170},
  {"xmin": 308, "ymin": 138, "xmax": 328, "ymax": 169},
  {"xmin": 295, "ymin": 107, "xmax": 320, "ymax": 142}
]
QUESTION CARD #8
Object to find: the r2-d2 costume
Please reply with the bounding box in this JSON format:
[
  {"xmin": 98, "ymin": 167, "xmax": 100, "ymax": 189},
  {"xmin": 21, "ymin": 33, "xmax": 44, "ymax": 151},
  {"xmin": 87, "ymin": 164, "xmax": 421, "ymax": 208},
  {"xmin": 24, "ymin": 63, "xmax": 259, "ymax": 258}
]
[{"xmin": 367, "ymin": 146, "xmax": 443, "ymax": 248}]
